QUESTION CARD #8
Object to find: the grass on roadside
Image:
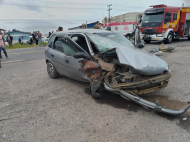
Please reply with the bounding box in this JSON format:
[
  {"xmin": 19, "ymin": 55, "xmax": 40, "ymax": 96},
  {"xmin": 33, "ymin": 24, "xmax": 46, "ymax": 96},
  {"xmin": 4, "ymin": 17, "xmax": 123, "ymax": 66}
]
[{"xmin": 5, "ymin": 42, "xmax": 47, "ymax": 50}]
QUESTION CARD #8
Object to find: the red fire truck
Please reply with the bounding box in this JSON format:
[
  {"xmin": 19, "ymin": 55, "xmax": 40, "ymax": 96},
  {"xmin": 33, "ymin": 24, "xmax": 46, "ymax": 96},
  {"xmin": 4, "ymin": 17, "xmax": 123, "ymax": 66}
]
[{"xmin": 141, "ymin": 4, "xmax": 190, "ymax": 43}]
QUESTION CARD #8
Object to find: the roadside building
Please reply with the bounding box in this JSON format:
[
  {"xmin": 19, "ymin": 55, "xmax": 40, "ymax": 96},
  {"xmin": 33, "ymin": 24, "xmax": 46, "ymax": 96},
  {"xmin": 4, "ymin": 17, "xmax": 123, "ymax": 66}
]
[
  {"xmin": 70, "ymin": 22, "xmax": 100, "ymax": 30},
  {"xmin": 102, "ymin": 12, "xmax": 143, "ymax": 24},
  {"xmin": 4, "ymin": 29, "xmax": 32, "ymax": 43}
]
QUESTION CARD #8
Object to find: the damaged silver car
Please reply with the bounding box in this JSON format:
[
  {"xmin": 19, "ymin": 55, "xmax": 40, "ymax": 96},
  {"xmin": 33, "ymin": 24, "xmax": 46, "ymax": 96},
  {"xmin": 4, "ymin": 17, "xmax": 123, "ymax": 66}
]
[{"xmin": 45, "ymin": 29, "xmax": 190, "ymax": 115}]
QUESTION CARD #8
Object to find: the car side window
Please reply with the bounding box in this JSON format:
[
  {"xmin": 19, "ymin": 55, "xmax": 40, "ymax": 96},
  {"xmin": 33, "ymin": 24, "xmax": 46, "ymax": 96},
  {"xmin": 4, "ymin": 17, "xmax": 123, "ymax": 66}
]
[
  {"xmin": 47, "ymin": 35, "xmax": 56, "ymax": 48},
  {"xmin": 54, "ymin": 38, "xmax": 79, "ymax": 56},
  {"xmin": 54, "ymin": 41, "xmax": 64, "ymax": 52}
]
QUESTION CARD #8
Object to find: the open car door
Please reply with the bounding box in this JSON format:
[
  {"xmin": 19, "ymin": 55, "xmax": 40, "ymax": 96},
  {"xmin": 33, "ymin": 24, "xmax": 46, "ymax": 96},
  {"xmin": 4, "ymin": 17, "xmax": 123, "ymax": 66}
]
[{"xmin": 61, "ymin": 35, "xmax": 93, "ymax": 82}]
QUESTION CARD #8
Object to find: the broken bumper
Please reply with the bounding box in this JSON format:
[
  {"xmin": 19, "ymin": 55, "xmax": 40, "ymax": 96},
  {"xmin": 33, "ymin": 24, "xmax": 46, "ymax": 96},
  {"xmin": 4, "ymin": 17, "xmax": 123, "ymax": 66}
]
[
  {"xmin": 141, "ymin": 34, "xmax": 164, "ymax": 41},
  {"xmin": 104, "ymin": 83, "xmax": 190, "ymax": 115}
]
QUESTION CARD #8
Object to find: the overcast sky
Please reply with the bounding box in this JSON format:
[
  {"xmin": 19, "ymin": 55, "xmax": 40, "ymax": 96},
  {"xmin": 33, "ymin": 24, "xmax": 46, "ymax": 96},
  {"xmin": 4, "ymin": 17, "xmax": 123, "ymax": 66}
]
[{"xmin": 0, "ymin": 0, "xmax": 189, "ymax": 34}]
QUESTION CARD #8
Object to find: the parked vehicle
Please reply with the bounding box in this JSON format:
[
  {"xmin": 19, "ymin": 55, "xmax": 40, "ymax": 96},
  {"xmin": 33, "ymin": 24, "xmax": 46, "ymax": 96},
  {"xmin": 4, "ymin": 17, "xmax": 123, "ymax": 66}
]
[
  {"xmin": 141, "ymin": 4, "xmax": 190, "ymax": 44},
  {"xmin": 43, "ymin": 37, "xmax": 49, "ymax": 43},
  {"xmin": 45, "ymin": 29, "xmax": 190, "ymax": 115},
  {"xmin": 103, "ymin": 22, "xmax": 137, "ymax": 39}
]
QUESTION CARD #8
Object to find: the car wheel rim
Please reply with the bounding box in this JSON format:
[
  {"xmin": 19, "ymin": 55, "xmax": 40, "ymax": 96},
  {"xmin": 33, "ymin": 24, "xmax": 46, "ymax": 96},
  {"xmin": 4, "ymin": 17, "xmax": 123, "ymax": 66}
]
[
  {"xmin": 168, "ymin": 34, "xmax": 172, "ymax": 42},
  {"xmin": 47, "ymin": 62, "xmax": 54, "ymax": 76},
  {"xmin": 127, "ymin": 36, "xmax": 130, "ymax": 39}
]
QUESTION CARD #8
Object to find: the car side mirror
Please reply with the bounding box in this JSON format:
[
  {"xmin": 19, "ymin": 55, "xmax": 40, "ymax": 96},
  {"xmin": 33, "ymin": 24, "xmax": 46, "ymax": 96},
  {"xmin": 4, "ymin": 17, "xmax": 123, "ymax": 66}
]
[
  {"xmin": 74, "ymin": 52, "xmax": 91, "ymax": 60},
  {"xmin": 136, "ymin": 43, "xmax": 144, "ymax": 49}
]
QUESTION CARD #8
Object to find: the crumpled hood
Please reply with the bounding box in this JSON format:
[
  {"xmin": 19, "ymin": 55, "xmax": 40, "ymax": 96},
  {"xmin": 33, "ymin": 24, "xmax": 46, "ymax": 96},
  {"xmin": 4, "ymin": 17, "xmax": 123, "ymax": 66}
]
[{"xmin": 116, "ymin": 46, "xmax": 168, "ymax": 75}]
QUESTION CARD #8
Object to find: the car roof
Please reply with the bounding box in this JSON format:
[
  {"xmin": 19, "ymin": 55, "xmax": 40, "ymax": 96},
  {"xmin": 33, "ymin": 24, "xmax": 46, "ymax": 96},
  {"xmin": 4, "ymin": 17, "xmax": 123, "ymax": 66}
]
[{"xmin": 54, "ymin": 29, "xmax": 112, "ymax": 36}]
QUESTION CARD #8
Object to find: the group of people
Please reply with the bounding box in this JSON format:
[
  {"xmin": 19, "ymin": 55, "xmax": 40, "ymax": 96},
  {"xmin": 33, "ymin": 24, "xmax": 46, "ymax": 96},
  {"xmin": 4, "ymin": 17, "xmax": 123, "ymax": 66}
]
[
  {"xmin": 0, "ymin": 30, "xmax": 9, "ymax": 59},
  {"xmin": 93, "ymin": 21, "xmax": 101, "ymax": 29},
  {"xmin": 81, "ymin": 21, "xmax": 102, "ymax": 29},
  {"xmin": 32, "ymin": 31, "xmax": 42, "ymax": 47},
  {"xmin": 48, "ymin": 27, "xmax": 63, "ymax": 38}
]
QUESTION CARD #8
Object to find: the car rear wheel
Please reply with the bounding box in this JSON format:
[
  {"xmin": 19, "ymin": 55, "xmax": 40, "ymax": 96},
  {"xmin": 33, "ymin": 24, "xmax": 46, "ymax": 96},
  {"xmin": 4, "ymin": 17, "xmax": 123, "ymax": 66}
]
[
  {"xmin": 47, "ymin": 61, "xmax": 59, "ymax": 79},
  {"xmin": 144, "ymin": 40, "xmax": 151, "ymax": 43},
  {"xmin": 164, "ymin": 32, "xmax": 173, "ymax": 44},
  {"xmin": 188, "ymin": 36, "xmax": 190, "ymax": 40}
]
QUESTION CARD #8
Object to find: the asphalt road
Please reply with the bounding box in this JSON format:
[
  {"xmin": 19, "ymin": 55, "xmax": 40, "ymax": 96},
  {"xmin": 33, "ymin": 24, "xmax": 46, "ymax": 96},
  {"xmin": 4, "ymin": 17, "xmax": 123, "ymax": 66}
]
[
  {"xmin": 0, "ymin": 39, "xmax": 190, "ymax": 142},
  {"xmin": 1, "ymin": 47, "xmax": 45, "ymax": 64}
]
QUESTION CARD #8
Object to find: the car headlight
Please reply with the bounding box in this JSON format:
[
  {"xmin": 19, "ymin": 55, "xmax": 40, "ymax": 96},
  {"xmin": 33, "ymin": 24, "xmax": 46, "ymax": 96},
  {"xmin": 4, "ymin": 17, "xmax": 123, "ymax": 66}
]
[{"xmin": 157, "ymin": 34, "xmax": 163, "ymax": 37}]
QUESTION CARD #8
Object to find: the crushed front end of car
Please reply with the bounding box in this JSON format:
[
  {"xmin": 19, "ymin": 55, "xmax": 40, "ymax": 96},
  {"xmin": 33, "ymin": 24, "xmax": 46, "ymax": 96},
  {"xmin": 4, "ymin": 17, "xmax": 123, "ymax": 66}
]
[
  {"xmin": 78, "ymin": 32, "xmax": 190, "ymax": 115},
  {"xmin": 79, "ymin": 47, "xmax": 190, "ymax": 115}
]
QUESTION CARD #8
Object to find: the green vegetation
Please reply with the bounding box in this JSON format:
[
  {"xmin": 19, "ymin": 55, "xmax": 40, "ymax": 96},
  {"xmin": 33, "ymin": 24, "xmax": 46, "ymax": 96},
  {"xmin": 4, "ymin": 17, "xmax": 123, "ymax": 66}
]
[{"xmin": 5, "ymin": 42, "xmax": 47, "ymax": 50}]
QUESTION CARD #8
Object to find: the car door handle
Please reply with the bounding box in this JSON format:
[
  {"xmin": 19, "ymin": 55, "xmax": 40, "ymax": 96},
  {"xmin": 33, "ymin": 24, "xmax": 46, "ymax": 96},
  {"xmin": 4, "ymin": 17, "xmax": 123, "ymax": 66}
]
[
  {"xmin": 65, "ymin": 59, "xmax": 69, "ymax": 64},
  {"xmin": 51, "ymin": 54, "xmax": 54, "ymax": 57}
]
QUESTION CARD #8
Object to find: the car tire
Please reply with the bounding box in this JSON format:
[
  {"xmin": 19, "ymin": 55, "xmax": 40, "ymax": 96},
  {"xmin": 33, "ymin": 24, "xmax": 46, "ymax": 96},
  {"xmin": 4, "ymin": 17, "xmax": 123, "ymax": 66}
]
[
  {"xmin": 164, "ymin": 32, "xmax": 173, "ymax": 44},
  {"xmin": 188, "ymin": 36, "xmax": 190, "ymax": 40},
  {"xmin": 126, "ymin": 34, "xmax": 130, "ymax": 40},
  {"xmin": 47, "ymin": 61, "xmax": 59, "ymax": 79},
  {"xmin": 144, "ymin": 40, "xmax": 151, "ymax": 43},
  {"xmin": 91, "ymin": 92, "xmax": 102, "ymax": 99}
]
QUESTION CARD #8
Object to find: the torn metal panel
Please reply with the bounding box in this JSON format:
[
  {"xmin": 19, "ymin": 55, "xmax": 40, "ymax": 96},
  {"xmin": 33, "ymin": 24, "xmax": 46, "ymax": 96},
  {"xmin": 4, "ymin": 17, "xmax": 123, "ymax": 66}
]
[
  {"xmin": 104, "ymin": 83, "xmax": 190, "ymax": 115},
  {"xmin": 116, "ymin": 46, "xmax": 168, "ymax": 75},
  {"xmin": 80, "ymin": 60, "xmax": 102, "ymax": 84},
  {"xmin": 97, "ymin": 58, "xmax": 115, "ymax": 72},
  {"xmin": 104, "ymin": 72, "xmax": 171, "ymax": 95}
]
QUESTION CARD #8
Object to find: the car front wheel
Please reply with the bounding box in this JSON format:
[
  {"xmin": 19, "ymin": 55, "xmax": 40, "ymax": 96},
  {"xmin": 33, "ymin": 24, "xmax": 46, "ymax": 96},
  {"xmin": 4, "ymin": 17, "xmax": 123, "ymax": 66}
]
[{"xmin": 47, "ymin": 61, "xmax": 59, "ymax": 79}]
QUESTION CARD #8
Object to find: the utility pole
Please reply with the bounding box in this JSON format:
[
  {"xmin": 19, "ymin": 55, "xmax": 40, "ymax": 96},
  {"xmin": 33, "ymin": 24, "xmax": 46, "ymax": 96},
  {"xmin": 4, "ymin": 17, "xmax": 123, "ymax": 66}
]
[{"xmin": 107, "ymin": 4, "xmax": 112, "ymax": 23}]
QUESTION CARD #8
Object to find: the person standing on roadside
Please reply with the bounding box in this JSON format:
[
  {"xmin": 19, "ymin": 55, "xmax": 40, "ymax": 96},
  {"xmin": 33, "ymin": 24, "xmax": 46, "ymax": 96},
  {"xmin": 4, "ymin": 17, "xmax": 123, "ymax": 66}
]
[
  {"xmin": 48, "ymin": 32, "xmax": 51, "ymax": 38},
  {"xmin": 56, "ymin": 26, "xmax": 63, "ymax": 32},
  {"xmin": 94, "ymin": 21, "xmax": 101, "ymax": 29},
  {"xmin": 38, "ymin": 31, "xmax": 42, "ymax": 47},
  {"xmin": 35, "ymin": 32, "xmax": 39, "ymax": 46},
  {"xmin": 6, "ymin": 33, "xmax": 13, "ymax": 47},
  {"xmin": 32, "ymin": 32, "xmax": 36, "ymax": 47},
  {"xmin": 0, "ymin": 34, "xmax": 8, "ymax": 59}
]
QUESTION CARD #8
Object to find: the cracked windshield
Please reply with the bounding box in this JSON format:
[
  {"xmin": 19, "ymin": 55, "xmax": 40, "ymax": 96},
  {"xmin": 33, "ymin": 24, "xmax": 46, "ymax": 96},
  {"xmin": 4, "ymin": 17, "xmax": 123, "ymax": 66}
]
[{"xmin": 86, "ymin": 33, "xmax": 135, "ymax": 52}]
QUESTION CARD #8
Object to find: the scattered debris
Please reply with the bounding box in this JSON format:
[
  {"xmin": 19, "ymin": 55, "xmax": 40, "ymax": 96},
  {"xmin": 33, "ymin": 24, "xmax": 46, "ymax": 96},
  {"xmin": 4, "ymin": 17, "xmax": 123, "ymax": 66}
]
[
  {"xmin": 158, "ymin": 43, "xmax": 175, "ymax": 52},
  {"xmin": 2, "ymin": 134, "xmax": 5, "ymax": 138},
  {"xmin": 149, "ymin": 48, "xmax": 163, "ymax": 56}
]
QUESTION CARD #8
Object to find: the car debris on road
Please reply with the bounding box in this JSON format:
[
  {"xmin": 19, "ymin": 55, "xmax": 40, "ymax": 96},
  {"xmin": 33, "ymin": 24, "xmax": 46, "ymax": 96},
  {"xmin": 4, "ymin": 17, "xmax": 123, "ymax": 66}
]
[{"xmin": 158, "ymin": 43, "xmax": 175, "ymax": 52}]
